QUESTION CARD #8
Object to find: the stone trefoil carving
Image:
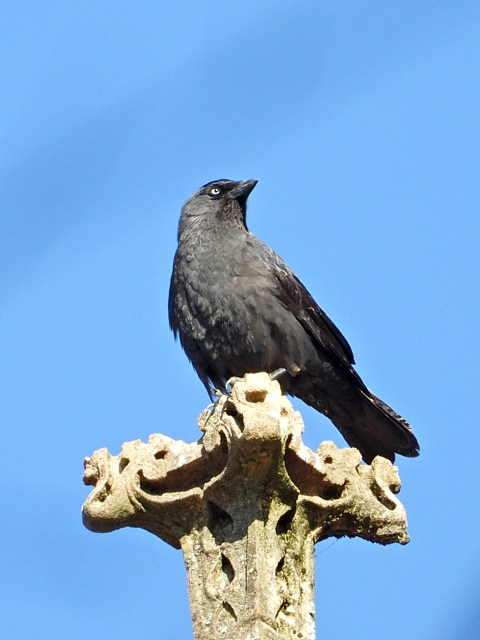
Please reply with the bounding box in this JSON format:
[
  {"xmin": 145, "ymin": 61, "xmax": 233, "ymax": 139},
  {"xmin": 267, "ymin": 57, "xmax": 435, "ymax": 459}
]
[{"xmin": 83, "ymin": 373, "xmax": 410, "ymax": 640}]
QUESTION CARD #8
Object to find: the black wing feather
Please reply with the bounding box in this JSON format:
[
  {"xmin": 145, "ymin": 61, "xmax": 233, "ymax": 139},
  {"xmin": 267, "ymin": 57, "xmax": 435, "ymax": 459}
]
[{"xmin": 273, "ymin": 263, "xmax": 355, "ymax": 367}]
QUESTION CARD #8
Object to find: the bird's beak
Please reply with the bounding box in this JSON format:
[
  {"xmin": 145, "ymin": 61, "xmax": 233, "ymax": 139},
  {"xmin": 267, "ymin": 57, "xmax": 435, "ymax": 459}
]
[{"xmin": 228, "ymin": 179, "xmax": 258, "ymax": 201}]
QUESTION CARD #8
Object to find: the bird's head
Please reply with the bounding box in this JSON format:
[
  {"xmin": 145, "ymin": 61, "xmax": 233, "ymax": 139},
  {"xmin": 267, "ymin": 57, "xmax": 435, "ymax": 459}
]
[{"xmin": 178, "ymin": 179, "xmax": 258, "ymax": 239}]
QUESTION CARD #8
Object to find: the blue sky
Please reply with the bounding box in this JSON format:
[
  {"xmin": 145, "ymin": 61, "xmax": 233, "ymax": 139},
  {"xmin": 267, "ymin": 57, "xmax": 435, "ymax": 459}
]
[{"xmin": 2, "ymin": 2, "xmax": 480, "ymax": 638}]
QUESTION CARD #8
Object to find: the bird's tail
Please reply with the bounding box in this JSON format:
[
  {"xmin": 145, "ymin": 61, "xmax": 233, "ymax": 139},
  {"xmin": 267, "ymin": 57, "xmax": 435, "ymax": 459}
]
[{"xmin": 304, "ymin": 386, "xmax": 420, "ymax": 464}]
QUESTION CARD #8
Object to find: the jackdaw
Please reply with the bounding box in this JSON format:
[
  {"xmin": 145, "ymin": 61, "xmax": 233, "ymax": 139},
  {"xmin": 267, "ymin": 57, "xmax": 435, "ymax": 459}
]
[{"xmin": 168, "ymin": 179, "xmax": 419, "ymax": 463}]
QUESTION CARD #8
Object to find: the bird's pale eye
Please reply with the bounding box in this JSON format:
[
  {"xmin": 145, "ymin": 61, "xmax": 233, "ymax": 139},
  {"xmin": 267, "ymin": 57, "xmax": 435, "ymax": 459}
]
[{"xmin": 209, "ymin": 187, "xmax": 221, "ymax": 197}]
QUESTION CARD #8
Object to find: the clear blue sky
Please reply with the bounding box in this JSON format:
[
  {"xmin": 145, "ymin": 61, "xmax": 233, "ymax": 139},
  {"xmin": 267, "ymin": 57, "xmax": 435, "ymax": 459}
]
[{"xmin": 2, "ymin": 2, "xmax": 480, "ymax": 638}]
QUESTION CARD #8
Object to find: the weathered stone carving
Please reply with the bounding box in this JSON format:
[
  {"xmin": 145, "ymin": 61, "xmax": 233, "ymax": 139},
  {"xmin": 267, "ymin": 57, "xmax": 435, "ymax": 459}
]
[{"xmin": 83, "ymin": 373, "xmax": 409, "ymax": 640}]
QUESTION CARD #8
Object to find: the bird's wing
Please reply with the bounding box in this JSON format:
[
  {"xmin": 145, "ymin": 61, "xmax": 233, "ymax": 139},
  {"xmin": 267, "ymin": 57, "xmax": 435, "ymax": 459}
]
[{"xmin": 269, "ymin": 252, "xmax": 355, "ymax": 367}]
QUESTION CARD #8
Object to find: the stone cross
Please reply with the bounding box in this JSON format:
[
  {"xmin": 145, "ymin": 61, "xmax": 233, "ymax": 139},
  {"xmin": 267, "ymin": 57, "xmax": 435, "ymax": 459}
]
[{"xmin": 83, "ymin": 373, "xmax": 409, "ymax": 640}]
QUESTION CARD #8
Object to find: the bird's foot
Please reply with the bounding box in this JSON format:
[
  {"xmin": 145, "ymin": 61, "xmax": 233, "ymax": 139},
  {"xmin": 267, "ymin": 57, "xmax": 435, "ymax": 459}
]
[
  {"xmin": 269, "ymin": 368, "xmax": 288, "ymax": 382},
  {"xmin": 210, "ymin": 381, "xmax": 237, "ymax": 398},
  {"xmin": 225, "ymin": 376, "xmax": 241, "ymax": 393},
  {"xmin": 212, "ymin": 370, "xmax": 287, "ymax": 399}
]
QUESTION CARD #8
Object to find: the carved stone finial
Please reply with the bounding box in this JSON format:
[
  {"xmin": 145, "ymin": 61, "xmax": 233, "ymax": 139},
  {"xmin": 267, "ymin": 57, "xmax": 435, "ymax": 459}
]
[{"xmin": 83, "ymin": 373, "xmax": 409, "ymax": 639}]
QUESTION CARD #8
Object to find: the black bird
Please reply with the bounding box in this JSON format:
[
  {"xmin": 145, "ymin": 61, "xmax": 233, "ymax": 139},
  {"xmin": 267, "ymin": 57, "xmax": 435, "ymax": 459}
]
[{"xmin": 168, "ymin": 179, "xmax": 419, "ymax": 463}]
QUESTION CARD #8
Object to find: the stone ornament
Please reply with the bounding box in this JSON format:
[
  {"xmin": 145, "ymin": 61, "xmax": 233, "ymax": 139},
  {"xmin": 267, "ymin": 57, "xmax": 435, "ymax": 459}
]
[{"xmin": 83, "ymin": 373, "xmax": 409, "ymax": 640}]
